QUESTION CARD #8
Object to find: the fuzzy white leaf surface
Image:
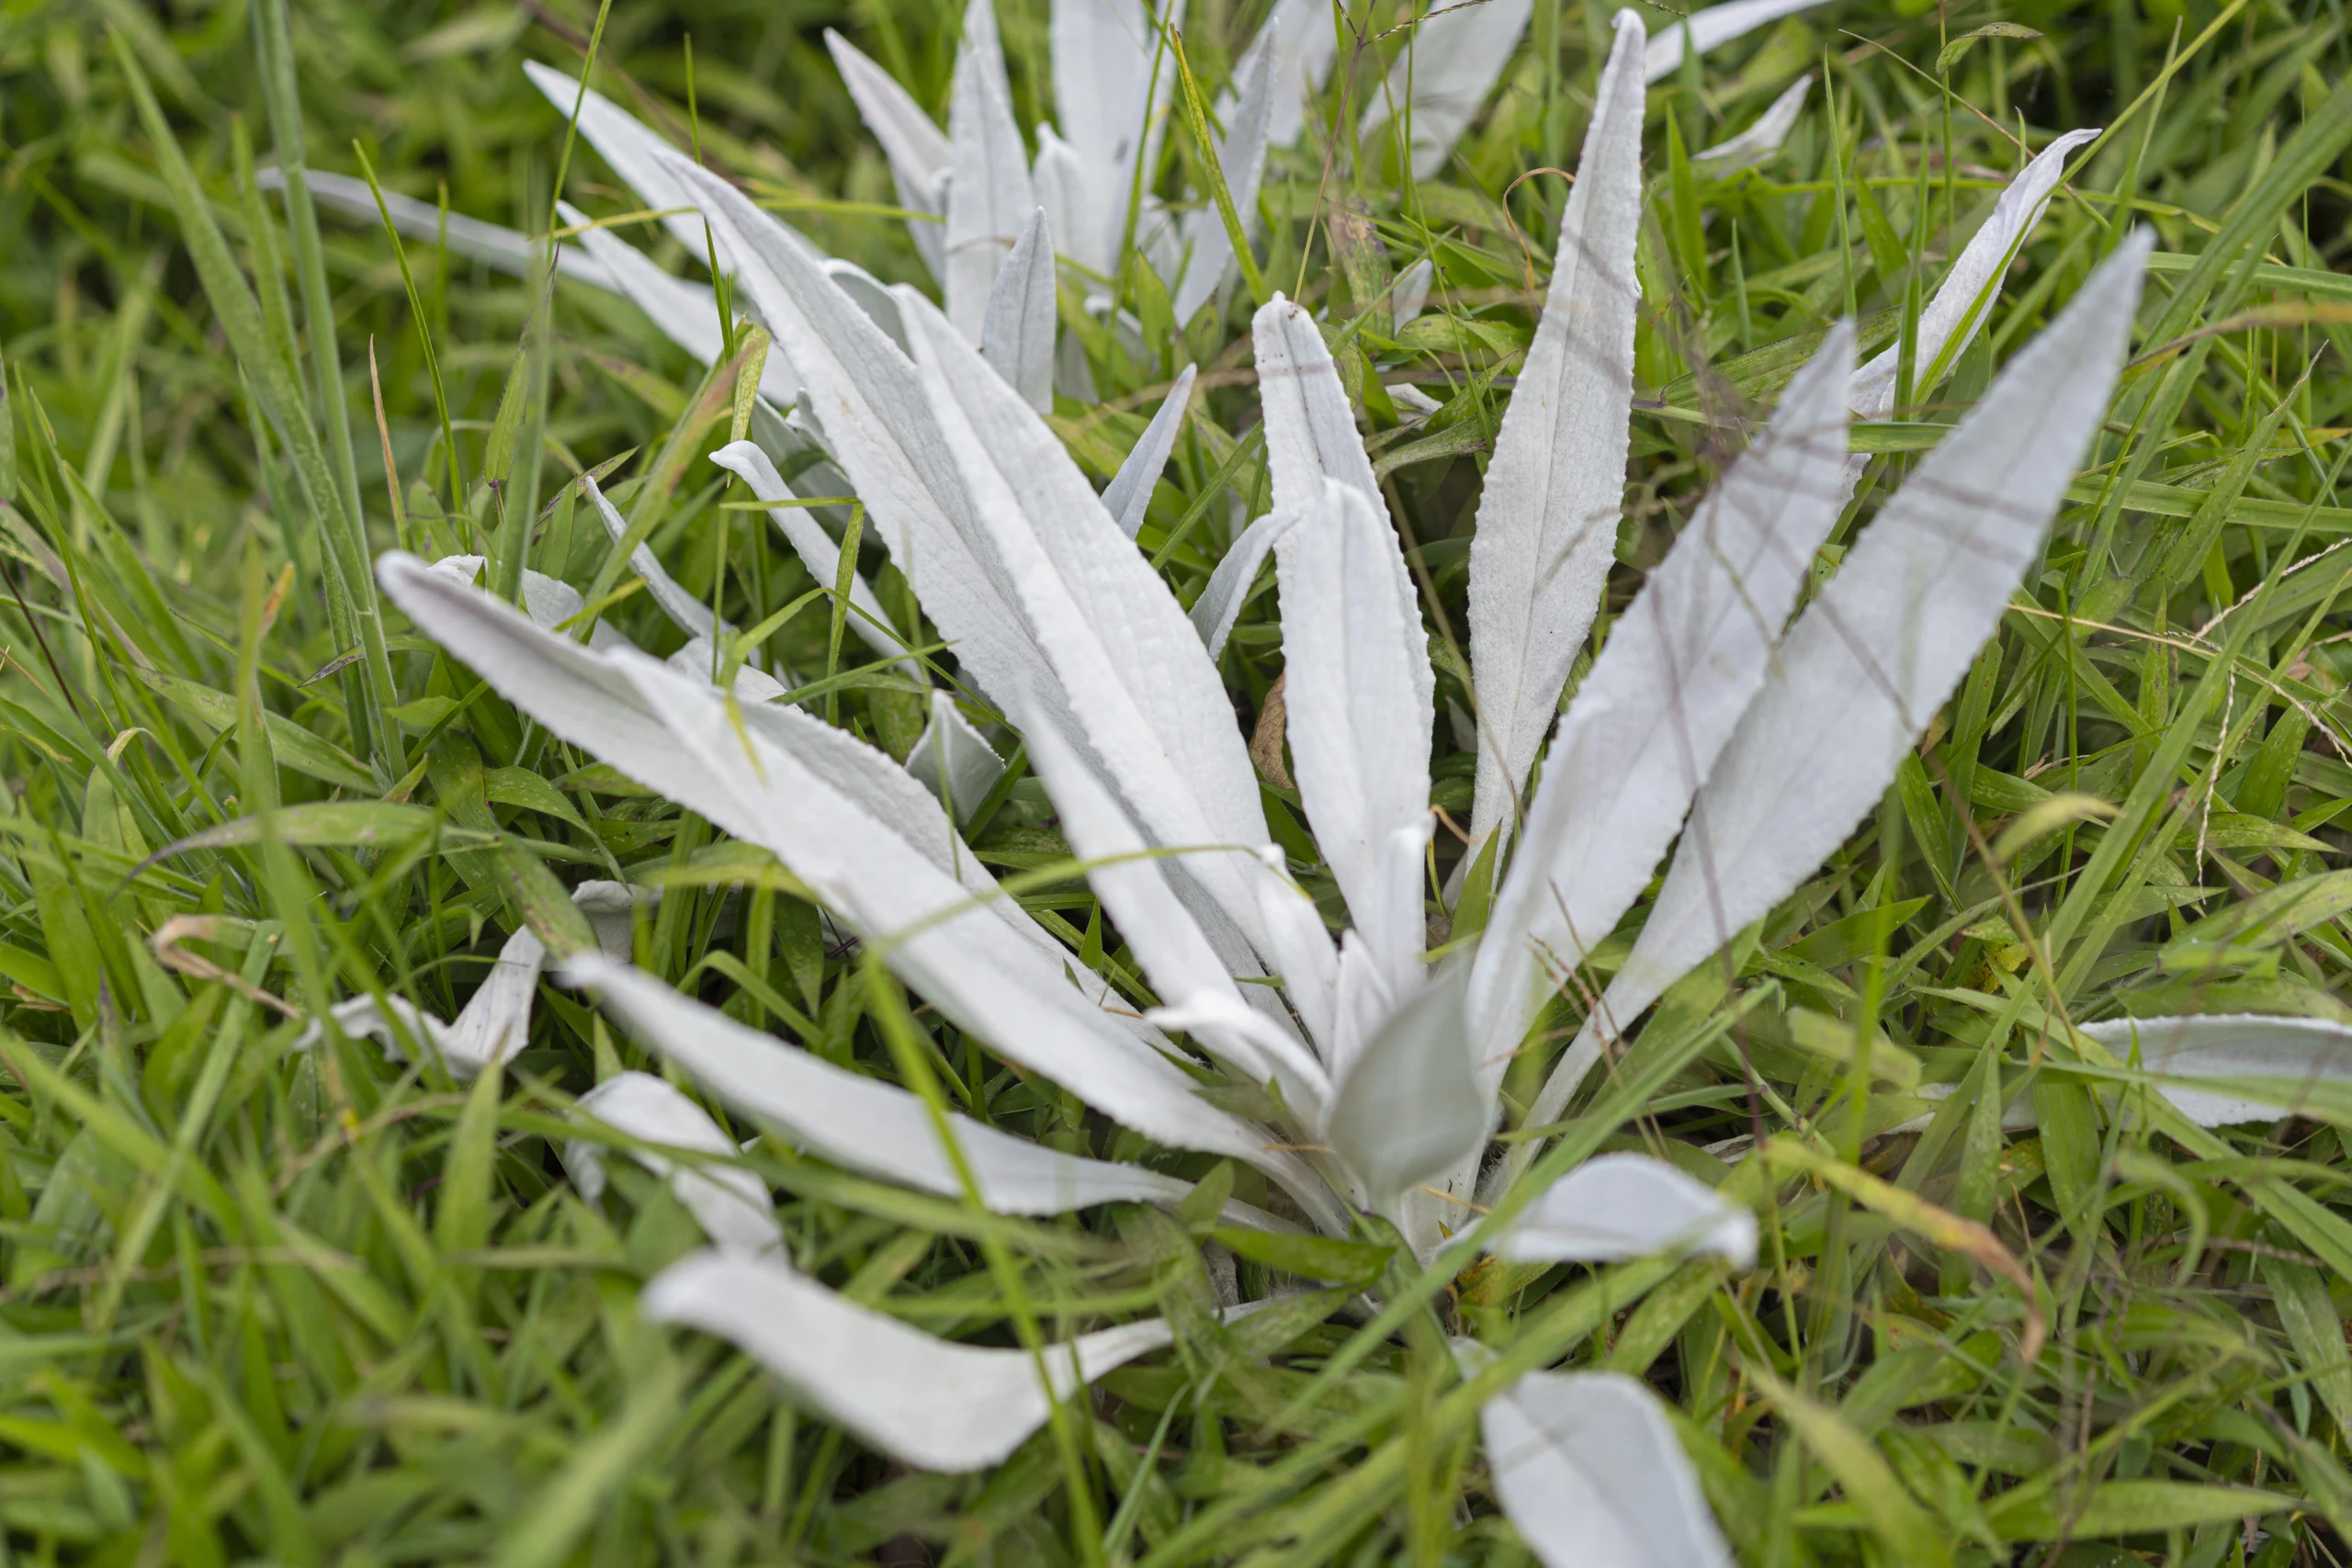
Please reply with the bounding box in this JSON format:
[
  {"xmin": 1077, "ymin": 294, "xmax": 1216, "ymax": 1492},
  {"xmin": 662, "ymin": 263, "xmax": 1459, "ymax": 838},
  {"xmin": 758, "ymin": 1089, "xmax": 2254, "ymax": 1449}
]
[
  {"xmin": 1484, "ymin": 1371, "xmax": 1738, "ymax": 1568},
  {"xmin": 1473, "ymin": 323, "xmax": 1856, "ymax": 1097},
  {"xmin": 706, "ymin": 441, "xmax": 912, "ymax": 671},
  {"xmin": 286, "ymin": 170, "xmax": 616, "ymax": 288},
  {"xmin": 1325, "ymin": 964, "xmax": 1482, "ymax": 1218},
  {"xmin": 1174, "ymin": 35, "xmax": 1273, "ymax": 322},
  {"xmin": 826, "ymin": 29, "xmax": 953, "ymax": 277},
  {"xmin": 1192, "ymin": 510, "xmax": 1295, "ymax": 659},
  {"xmin": 643, "ymin": 1248, "xmax": 1180, "ymax": 1471},
  {"xmin": 981, "ymin": 207, "xmax": 1057, "ymax": 412},
  {"xmin": 1252, "ymin": 295, "xmax": 1381, "ymax": 513},
  {"xmin": 1103, "ymin": 364, "xmax": 1197, "ymax": 538},
  {"xmin": 1562, "ymin": 233, "xmax": 2152, "ymax": 1107},
  {"xmin": 556, "ymin": 201, "xmax": 798, "ymax": 405},
  {"xmin": 568, "ymin": 1070, "xmax": 781, "ymax": 1255},
  {"xmin": 1462, "ymin": 12, "xmax": 1645, "ymax": 863},
  {"xmin": 1495, "ymin": 1153, "xmax": 1756, "ymax": 1266},
  {"xmin": 1694, "ymin": 73, "xmax": 1813, "ymax": 170},
  {"xmin": 1362, "ymin": 0, "xmax": 1536, "ymax": 178},
  {"xmin": 1049, "ymin": 0, "xmax": 1182, "ymax": 275},
  {"xmin": 1274, "ymin": 480, "xmax": 1434, "ymax": 991},
  {"xmin": 571, "ymin": 955, "xmax": 1206, "ymax": 1215},
  {"xmin": 904, "ymin": 690, "xmax": 1007, "ymax": 822},
  {"xmin": 1642, "ymin": 0, "xmax": 1838, "ymax": 80},
  {"xmin": 945, "ymin": 0, "xmax": 1038, "ymax": 341},
  {"xmin": 1849, "ymin": 128, "xmax": 2099, "ymax": 420},
  {"xmin": 2084, "ymin": 1014, "xmax": 2352, "ymax": 1126},
  {"xmin": 1231, "ymin": 0, "xmax": 1340, "ymax": 147}
]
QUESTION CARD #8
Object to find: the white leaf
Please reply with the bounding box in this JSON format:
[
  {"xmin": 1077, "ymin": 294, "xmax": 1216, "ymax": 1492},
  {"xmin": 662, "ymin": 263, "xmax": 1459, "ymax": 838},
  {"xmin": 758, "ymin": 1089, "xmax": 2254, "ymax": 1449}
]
[
  {"xmin": 1231, "ymin": 0, "xmax": 1340, "ymax": 147},
  {"xmin": 571, "ymin": 879, "xmax": 655, "ymax": 961},
  {"xmin": 1475, "ymin": 323, "xmax": 1856, "ymax": 1098},
  {"xmin": 1103, "ymin": 364, "xmax": 1197, "ymax": 538},
  {"xmin": 1191, "ymin": 510, "xmax": 1295, "ymax": 659},
  {"xmin": 898, "ymin": 292, "xmax": 1279, "ymax": 970},
  {"xmin": 287, "ymin": 169, "xmax": 616, "ymax": 288},
  {"xmin": 1494, "ymin": 1153, "xmax": 1756, "ymax": 1266},
  {"xmin": 707, "ymin": 441, "xmax": 915, "ymax": 673},
  {"xmin": 556, "ymin": 200, "xmax": 803, "ymax": 405},
  {"xmin": 825, "ymin": 29, "xmax": 954, "ymax": 278},
  {"xmin": 1392, "ymin": 257, "xmax": 1434, "ymax": 330},
  {"xmin": 523, "ymin": 61, "xmax": 797, "ymax": 265},
  {"xmin": 980, "ymin": 207, "xmax": 1058, "ymax": 412},
  {"xmin": 1173, "ymin": 34, "xmax": 1273, "ymax": 322},
  {"xmin": 1049, "ymin": 0, "xmax": 1182, "ymax": 275},
  {"xmin": 1251, "ymin": 295, "xmax": 1379, "ymax": 514},
  {"xmin": 1642, "ymin": 0, "xmax": 1838, "ymax": 81},
  {"xmin": 905, "ymin": 690, "xmax": 1007, "ymax": 822},
  {"xmin": 570, "ymin": 954, "xmax": 1204, "ymax": 1215},
  {"xmin": 1849, "ymin": 128, "xmax": 2099, "ymax": 420},
  {"xmin": 1462, "ymin": 11, "xmax": 1645, "ymax": 863},
  {"xmin": 1325, "ymin": 962, "xmax": 1482, "ymax": 1217},
  {"xmin": 659, "ymin": 154, "xmax": 1058, "ymax": 714},
  {"xmin": 1484, "ymin": 1371, "xmax": 1737, "ymax": 1568},
  {"xmin": 1250, "ymin": 847, "xmax": 1341, "ymax": 1055},
  {"xmin": 582, "ymin": 472, "xmax": 715, "ymax": 640},
  {"xmin": 1693, "ymin": 73, "xmax": 1811, "ymax": 171},
  {"xmin": 382, "ymin": 565, "xmax": 1345, "ymax": 1222},
  {"xmin": 2083, "ymin": 1013, "xmax": 2352, "ymax": 1126},
  {"xmin": 823, "ymin": 258, "xmax": 915, "ymax": 354},
  {"xmin": 1570, "ymin": 233, "xmax": 2152, "ymax": 1099},
  {"xmin": 378, "ymin": 552, "xmax": 1170, "ymax": 1055},
  {"xmin": 1274, "ymin": 480, "xmax": 1434, "ymax": 990},
  {"xmin": 1362, "ymin": 0, "xmax": 1536, "ymax": 178},
  {"xmin": 567, "ymin": 1070, "xmax": 782, "ymax": 1255},
  {"xmin": 1023, "ymin": 714, "xmax": 1330, "ymax": 1111},
  {"xmin": 1032, "ymin": 125, "xmax": 1093, "ymax": 275},
  {"xmin": 945, "ymin": 0, "xmax": 1038, "ymax": 341},
  {"xmin": 645, "ymin": 1249, "xmax": 1182, "ymax": 1470},
  {"xmin": 300, "ymin": 925, "xmax": 546, "ymax": 1076}
]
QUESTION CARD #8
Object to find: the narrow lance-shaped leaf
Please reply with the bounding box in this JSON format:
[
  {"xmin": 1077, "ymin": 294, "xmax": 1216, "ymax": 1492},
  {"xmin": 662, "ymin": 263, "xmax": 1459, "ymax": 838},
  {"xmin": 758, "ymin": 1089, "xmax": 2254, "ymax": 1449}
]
[
  {"xmin": 555, "ymin": 201, "xmax": 800, "ymax": 406},
  {"xmin": 1275, "ymin": 479, "xmax": 1434, "ymax": 992},
  {"xmin": 657, "ymin": 154, "xmax": 1061, "ymax": 714},
  {"xmin": 980, "ymin": 207, "xmax": 1057, "ymax": 412},
  {"xmin": 1463, "ymin": 12, "xmax": 1645, "ymax": 863},
  {"xmin": 1192, "ymin": 510, "xmax": 1295, "ymax": 659},
  {"xmin": 1049, "ymin": 0, "xmax": 1182, "ymax": 276},
  {"xmin": 1540, "ymin": 232, "xmax": 2153, "ymax": 1122},
  {"xmin": 1471, "ymin": 323, "xmax": 1856, "ymax": 1093},
  {"xmin": 1483, "ymin": 1371, "xmax": 1739, "ymax": 1568},
  {"xmin": 583, "ymin": 473, "xmax": 717, "ymax": 639},
  {"xmin": 284, "ymin": 170, "xmax": 617, "ymax": 288},
  {"xmin": 1173, "ymin": 32, "xmax": 1273, "ymax": 323},
  {"xmin": 376, "ymin": 554, "xmax": 1252, "ymax": 1088},
  {"xmin": 1642, "ymin": 0, "xmax": 1838, "ymax": 81},
  {"xmin": 1022, "ymin": 713, "xmax": 1330, "ymax": 1114},
  {"xmin": 1325, "ymin": 962, "xmax": 1482, "ymax": 1221},
  {"xmin": 898, "ymin": 289, "xmax": 1281, "ymax": 970},
  {"xmin": 1848, "ymin": 128, "xmax": 2099, "ymax": 420},
  {"xmin": 566, "ymin": 1070, "xmax": 782, "ymax": 1256},
  {"xmin": 1493, "ymin": 1153, "xmax": 1757, "ymax": 1266},
  {"xmin": 643, "ymin": 1248, "xmax": 1181, "ymax": 1471},
  {"xmin": 1362, "ymin": 0, "xmax": 1537, "ymax": 179},
  {"xmin": 570, "ymin": 954, "xmax": 1229, "ymax": 1217},
  {"xmin": 1252, "ymin": 294, "xmax": 1381, "ymax": 513},
  {"xmin": 707, "ymin": 442, "xmax": 914, "ymax": 671},
  {"xmin": 825, "ymin": 29, "xmax": 953, "ymax": 279},
  {"xmin": 1694, "ymin": 74, "xmax": 1813, "ymax": 172},
  {"xmin": 2081, "ymin": 1014, "xmax": 2352, "ymax": 1127},
  {"xmin": 1228, "ymin": 0, "xmax": 1340, "ymax": 148},
  {"xmin": 1102, "ymin": 363, "xmax": 1197, "ymax": 538},
  {"xmin": 905, "ymin": 691, "xmax": 1008, "ymax": 823},
  {"xmin": 945, "ymin": 0, "xmax": 1038, "ymax": 341}
]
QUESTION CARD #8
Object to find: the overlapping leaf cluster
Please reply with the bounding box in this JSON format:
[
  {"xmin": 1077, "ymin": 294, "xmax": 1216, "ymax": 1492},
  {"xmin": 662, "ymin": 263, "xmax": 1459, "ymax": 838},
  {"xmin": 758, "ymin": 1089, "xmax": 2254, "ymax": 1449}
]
[{"xmin": 3, "ymin": 0, "xmax": 2352, "ymax": 1562}]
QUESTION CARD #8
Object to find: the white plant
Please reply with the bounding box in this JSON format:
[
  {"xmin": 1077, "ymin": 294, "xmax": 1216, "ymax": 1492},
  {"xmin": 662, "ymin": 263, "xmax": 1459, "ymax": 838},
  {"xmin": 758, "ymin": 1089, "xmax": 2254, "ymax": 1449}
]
[{"xmin": 336, "ymin": 5, "xmax": 2352, "ymax": 1559}]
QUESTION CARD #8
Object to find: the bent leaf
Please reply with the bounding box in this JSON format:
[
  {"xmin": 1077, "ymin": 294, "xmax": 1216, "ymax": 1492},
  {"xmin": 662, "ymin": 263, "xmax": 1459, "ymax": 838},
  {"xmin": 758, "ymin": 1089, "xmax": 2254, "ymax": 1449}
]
[
  {"xmin": 1484, "ymin": 1370, "xmax": 1738, "ymax": 1568},
  {"xmin": 567, "ymin": 1070, "xmax": 781, "ymax": 1255}
]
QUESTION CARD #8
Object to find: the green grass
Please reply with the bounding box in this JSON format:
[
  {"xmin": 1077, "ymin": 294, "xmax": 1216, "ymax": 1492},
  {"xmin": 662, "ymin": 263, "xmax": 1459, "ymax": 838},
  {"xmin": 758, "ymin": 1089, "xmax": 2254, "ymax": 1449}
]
[{"xmin": 4, "ymin": 0, "xmax": 2352, "ymax": 1563}]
